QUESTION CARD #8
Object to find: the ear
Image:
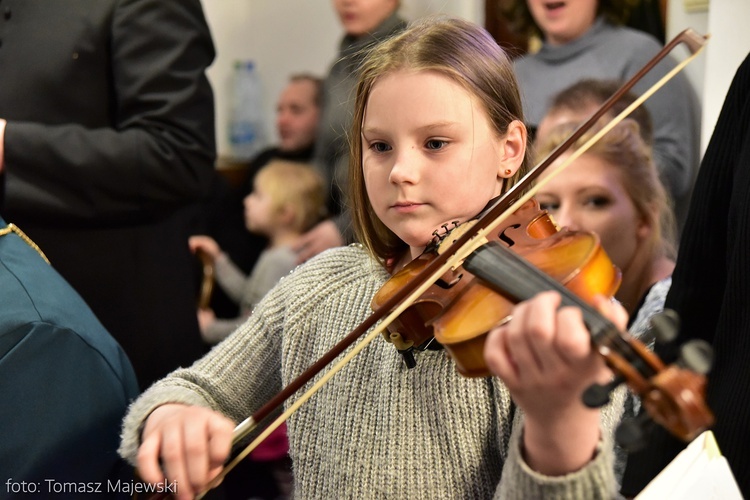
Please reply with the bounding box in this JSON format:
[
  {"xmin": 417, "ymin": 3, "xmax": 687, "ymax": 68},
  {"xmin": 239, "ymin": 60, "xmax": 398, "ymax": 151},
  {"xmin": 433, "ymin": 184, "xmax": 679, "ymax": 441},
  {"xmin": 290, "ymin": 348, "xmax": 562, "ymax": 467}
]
[
  {"xmin": 497, "ymin": 120, "xmax": 527, "ymax": 178},
  {"xmin": 636, "ymin": 203, "xmax": 657, "ymax": 242},
  {"xmin": 276, "ymin": 203, "xmax": 297, "ymax": 227}
]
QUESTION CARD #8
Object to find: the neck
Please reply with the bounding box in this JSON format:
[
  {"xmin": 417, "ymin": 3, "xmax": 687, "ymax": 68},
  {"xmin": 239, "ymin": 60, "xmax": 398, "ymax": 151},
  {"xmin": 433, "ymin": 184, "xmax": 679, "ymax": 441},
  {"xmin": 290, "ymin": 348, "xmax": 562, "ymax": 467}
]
[
  {"xmin": 616, "ymin": 252, "xmax": 674, "ymax": 315},
  {"xmin": 269, "ymin": 228, "xmax": 301, "ymax": 249}
]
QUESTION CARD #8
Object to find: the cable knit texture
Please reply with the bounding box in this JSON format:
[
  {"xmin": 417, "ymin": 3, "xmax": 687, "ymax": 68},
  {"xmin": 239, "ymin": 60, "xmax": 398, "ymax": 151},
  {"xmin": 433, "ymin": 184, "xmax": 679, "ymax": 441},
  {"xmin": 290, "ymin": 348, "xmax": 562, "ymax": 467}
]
[{"xmin": 120, "ymin": 244, "xmax": 621, "ymax": 499}]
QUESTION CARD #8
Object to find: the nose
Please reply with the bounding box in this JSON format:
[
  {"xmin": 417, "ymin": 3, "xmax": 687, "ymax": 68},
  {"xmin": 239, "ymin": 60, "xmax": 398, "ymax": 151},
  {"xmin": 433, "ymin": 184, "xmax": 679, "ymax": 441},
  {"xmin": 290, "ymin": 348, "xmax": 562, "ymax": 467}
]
[
  {"xmin": 276, "ymin": 110, "xmax": 289, "ymax": 130},
  {"xmin": 552, "ymin": 205, "xmax": 580, "ymax": 231},
  {"xmin": 388, "ymin": 147, "xmax": 420, "ymax": 185}
]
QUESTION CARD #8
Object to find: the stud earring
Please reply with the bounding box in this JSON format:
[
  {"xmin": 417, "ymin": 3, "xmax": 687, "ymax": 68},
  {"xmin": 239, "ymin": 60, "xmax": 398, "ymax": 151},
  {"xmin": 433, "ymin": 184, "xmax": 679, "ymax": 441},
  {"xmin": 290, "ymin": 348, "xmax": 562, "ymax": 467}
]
[{"xmin": 504, "ymin": 169, "xmax": 512, "ymax": 177}]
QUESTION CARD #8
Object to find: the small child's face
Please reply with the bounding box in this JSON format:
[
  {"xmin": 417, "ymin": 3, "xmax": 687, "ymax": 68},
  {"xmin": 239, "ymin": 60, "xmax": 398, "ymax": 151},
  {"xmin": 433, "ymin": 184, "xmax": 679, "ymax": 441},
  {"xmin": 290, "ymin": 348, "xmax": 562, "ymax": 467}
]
[
  {"xmin": 243, "ymin": 183, "xmax": 275, "ymax": 236},
  {"xmin": 361, "ymin": 69, "xmax": 507, "ymax": 256}
]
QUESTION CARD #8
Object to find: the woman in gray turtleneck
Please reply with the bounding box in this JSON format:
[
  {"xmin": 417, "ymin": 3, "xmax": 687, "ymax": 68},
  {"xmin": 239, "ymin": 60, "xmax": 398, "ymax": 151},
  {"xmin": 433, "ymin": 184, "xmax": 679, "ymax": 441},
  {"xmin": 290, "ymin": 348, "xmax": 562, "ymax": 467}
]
[{"xmin": 509, "ymin": 0, "xmax": 700, "ymax": 230}]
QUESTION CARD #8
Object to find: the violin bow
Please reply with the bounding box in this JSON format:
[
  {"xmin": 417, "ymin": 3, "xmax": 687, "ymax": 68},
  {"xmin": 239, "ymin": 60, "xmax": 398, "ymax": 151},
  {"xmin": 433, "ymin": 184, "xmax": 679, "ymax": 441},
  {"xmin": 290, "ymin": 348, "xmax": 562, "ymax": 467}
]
[{"xmin": 192, "ymin": 28, "xmax": 709, "ymax": 499}]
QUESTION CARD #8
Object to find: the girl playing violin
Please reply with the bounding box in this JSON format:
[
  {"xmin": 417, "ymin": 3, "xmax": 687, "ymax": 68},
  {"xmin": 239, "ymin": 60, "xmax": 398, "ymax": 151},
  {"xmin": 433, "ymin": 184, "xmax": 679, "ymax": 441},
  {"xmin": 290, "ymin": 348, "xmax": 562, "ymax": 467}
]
[{"xmin": 119, "ymin": 16, "xmax": 628, "ymax": 499}]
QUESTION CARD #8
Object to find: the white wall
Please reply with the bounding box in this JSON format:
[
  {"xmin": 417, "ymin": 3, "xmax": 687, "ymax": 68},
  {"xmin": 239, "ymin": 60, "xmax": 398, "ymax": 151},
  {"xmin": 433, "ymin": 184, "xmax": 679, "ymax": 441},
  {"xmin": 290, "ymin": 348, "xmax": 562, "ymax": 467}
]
[
  {"xmin": 200, "ymin": 0, "xmax": 482, "ymax": 159},
  {"xmin": 666, "ymin": 0, "xmax": 750, "ymax": 153},
  {"xmin": 700, "ymin": 0, "xmax": 750, "ymax": 150},
  {"xmin": 202, "ymin": 1, "xmax": 749, "ymax": 160}
]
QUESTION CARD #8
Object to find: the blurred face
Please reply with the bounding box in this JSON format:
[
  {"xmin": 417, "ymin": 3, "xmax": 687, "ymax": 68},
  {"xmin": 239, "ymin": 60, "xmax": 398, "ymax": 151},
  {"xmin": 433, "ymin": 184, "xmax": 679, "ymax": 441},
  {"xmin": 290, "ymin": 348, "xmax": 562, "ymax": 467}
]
[
  {"xmin": 362, "ymin": 70, "xmax": 507, "ymax": 258},
  {"xmin": 333, "ymin": 0, "xmax": 398, "ymax": 37},
  {"xmin": 535, "ymin": 106, "xmax": 590, "ymax": 145},
  {"xmin": 536, "ymin": 153, "xmax": 649, "ymax": 273},
  {"xmin": 526, "ymin": 0, "xmax": 598, "ymax": 46},
  {"xmin": 243, "ymin": 180, "xmax": 276, "ymax": 236},
  {"xmin": 276, "ymin": 80, "xmax": 320, "ymax": 152}
]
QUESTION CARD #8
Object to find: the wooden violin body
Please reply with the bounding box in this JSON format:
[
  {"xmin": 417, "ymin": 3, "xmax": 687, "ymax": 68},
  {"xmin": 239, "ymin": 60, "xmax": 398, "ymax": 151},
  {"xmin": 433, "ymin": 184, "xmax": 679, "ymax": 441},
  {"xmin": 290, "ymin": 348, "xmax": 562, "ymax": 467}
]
[{"xmin": 372, "ymin": 198, "xmax": 622, "ymax": 376}]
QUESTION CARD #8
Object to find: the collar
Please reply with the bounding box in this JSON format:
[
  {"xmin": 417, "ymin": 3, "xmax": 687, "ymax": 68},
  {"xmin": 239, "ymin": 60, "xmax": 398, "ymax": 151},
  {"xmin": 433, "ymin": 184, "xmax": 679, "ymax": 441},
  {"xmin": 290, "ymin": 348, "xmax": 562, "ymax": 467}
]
[{"xmin": 535, "ymin": 16, "xmax": 610, "ymax": 63}]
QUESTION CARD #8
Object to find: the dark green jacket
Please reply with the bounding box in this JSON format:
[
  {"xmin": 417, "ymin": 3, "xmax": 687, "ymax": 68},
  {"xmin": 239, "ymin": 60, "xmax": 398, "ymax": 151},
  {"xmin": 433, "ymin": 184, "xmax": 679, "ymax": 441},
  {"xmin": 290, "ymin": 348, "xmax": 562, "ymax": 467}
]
[{"xmin": 0, "ymin": 217, "xmax": 139, "ymax": 497}]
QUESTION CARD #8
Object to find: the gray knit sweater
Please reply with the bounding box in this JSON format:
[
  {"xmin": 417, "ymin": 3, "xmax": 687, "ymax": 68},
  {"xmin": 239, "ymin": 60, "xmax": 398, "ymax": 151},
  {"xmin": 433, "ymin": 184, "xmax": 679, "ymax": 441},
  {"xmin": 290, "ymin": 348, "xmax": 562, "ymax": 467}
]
[{"xmin": 120, "ymin": 245, "xmax": 621, "ymax": 499}]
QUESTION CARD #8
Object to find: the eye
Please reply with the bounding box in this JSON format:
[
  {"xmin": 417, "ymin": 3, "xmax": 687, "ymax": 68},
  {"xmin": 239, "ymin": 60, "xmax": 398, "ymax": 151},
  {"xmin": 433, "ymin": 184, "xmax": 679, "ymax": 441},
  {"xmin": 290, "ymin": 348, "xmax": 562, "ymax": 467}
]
[
  {"xmin": 425, "ymin": 139, "xmax": 447, "ymax": 150},
  {"xmin": 583, "ymin": 195, "xmax": 612, "ymax": 209},
  {"xmin": 538, "ymin": 199, "xmax": 559, "ymax": 211},
  {"xmin": 369, "ymin": 141, "xmax": 392, "ymax": 153}
]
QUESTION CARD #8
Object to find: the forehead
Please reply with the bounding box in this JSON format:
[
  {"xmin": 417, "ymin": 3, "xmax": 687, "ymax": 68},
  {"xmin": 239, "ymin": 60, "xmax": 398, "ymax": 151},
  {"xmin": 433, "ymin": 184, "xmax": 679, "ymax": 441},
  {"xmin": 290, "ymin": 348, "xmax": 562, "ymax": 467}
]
[
  {"xmin": 280, "ymin": 80, "xmax": 316, "ymax": 104},
  {"xmin": 545, "ymin": 153, "xmax": 626, "ymax": 189},
  {"xmin": 364, "ymin": 69, "xmax": 481, "ymax": 124}
]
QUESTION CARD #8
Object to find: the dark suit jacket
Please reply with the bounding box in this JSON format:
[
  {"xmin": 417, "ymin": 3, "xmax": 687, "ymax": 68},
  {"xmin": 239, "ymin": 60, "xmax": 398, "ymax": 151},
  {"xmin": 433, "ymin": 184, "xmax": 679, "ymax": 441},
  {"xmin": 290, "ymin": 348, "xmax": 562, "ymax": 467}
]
[
  {"xmin": 0, "ymin": 0, "xmax": 217, "ymax": 389},
  {"xmin": 621, "ymin": 52, "xmax": 750, "ymax": 498},
  {"xmin": 0, "ymin": 216, "xmax": 140, "ymax": 497}
]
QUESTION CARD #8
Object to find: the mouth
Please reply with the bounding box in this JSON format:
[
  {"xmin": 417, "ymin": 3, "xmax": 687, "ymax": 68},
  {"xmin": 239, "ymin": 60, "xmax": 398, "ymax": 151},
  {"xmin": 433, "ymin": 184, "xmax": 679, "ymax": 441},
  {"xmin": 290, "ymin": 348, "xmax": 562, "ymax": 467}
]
[
  {"xmin": 391, "ymin": 201, "xmax": 423, "ymax": 213},
  {"xmin": 544, "ymin": 1, "xmax": 566, "ymax": 12}
]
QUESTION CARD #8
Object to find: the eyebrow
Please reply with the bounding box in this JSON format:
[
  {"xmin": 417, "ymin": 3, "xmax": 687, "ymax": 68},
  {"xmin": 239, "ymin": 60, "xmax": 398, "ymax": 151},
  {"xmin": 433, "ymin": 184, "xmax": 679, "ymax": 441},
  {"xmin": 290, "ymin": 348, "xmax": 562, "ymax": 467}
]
[{"xmin": 362, "ymin": 121, "xmax": 460, "ymax": 136}]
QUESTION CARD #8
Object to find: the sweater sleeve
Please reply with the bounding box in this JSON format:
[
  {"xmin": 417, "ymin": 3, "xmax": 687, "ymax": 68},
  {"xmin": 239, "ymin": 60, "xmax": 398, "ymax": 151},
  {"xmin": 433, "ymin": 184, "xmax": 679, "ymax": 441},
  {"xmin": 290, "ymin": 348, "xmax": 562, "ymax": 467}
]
[
  {"xmin": 119, "ymin": 273, "xmax": 288, "ymax": 464},
  {"xmin": 495, "ymin": 393, "xmax": 622, "ymax": 499},
  {"xmin": 214, "ymin": 253, "xmax": 249, "ymax": 304}
]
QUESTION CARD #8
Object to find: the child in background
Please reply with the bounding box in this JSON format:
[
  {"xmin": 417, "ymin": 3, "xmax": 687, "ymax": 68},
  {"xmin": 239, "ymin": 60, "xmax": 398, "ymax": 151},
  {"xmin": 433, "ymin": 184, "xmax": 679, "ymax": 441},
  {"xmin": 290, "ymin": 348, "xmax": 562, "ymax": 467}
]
[
  {"xmin": 121, "ymin": 16, "xmax": 628, "ymax": 500},
  {"xmin": 189, "ymin": 159, "xmax": 325, "ymax": 500},
  {"xmin": 190, "ymin": 159, "xmax": 326, "ymax": 344}
]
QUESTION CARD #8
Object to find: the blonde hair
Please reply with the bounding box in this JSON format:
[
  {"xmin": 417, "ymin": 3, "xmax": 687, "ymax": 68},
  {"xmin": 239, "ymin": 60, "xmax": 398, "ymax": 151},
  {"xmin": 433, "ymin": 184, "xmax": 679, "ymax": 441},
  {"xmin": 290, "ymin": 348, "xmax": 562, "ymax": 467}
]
[
  {"xmin": 349, "ymin": 16, "xmax": 530, "ymax": 263},
  {"xmin": 254, "ymin": 160, "xmax": 327, "ymax": 233},
  {"xmin": 535, "ymin": 119, "xmax": 676, "ymax": 260}
]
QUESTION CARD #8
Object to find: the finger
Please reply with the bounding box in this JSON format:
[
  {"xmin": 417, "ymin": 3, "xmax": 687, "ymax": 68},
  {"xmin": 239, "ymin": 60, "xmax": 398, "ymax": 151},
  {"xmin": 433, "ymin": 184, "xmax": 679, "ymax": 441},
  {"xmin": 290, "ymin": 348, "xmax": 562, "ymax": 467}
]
[
  {"xmin": 183, "ymin": 417, "xmax": 212, "ymax": 494},
  {"xmin": 136, "ymin": 433, "xmax": 167, "ymax": 485},
  {"xmin": 159, "ymin": 422, "xmax": 195, "ymax": 500},
  {"xmin": 292, "ymin": 234, "xmax": 312, "ymax": 253},
  {"xmin": 508, "ymin": 292, "xmax": 562, "ymax": 379},
  {"xmin": 207, "ymin": 417, "xmax": 234, "ymax": 472},
  {"xmin": 593, "ymin": 295, "xmax": 629, "ymax": 331},
  {"xmin": 484, "ymin": 325, "xmax": 518, "ymax": 383},
  {"xmin": 552, "ymin": 306, "xmax": 591, "ymax": 362},
  {"xmin": 296, "ymin": 244, "xmax": 315, "ymax": 263}
]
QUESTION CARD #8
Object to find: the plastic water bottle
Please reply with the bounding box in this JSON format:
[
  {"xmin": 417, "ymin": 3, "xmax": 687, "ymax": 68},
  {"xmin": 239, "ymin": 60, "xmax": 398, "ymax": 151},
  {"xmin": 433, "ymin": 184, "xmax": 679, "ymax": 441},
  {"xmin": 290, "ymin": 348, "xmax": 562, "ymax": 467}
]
[{"xmin": 229, "ymin": 60, "xmax": 265, "ymax": 161}]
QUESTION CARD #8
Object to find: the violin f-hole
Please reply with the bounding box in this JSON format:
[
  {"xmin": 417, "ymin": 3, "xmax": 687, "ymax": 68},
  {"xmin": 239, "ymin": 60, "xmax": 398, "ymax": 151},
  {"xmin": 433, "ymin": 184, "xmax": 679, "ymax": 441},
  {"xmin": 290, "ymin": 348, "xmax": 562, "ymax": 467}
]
[{"xmin": 498, "ymin": 224, "xmax": 521, "ymax": 247}]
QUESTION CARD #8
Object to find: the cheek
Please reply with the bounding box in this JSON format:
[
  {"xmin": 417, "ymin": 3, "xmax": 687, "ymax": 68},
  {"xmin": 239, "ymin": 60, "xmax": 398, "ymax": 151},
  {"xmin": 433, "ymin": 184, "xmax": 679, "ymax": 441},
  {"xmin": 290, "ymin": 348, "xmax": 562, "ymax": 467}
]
[
  {"xmin": 597, "ymin": 215, "xmax": 639, "ymax": 270},
  {"xmin": 362, "ymin": 168, "xmax": 383, "ymax": 206}
]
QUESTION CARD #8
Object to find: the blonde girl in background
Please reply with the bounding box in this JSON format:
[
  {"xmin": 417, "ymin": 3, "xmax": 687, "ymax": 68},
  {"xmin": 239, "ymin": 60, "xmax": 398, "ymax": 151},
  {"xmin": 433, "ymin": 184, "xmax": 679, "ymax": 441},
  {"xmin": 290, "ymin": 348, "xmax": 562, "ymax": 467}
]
[{"xmin": 190, "ymin": 159, "xmax": 326, "ymax": 343}]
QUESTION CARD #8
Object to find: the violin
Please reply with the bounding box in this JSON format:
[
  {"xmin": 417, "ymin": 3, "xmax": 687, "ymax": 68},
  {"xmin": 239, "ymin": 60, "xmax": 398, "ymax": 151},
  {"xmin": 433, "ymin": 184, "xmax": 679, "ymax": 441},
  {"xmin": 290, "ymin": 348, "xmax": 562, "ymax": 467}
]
[
  {"xmin": 372, "ymin": 197, "xmax": 622, "ymax": 377},
  {"xmin": 373, "ymin": 196, "xmax": 713, "ymax": 444},
  {"xmin": 161, "ymin": 28, "xmax": 711, "ymax": 500}
]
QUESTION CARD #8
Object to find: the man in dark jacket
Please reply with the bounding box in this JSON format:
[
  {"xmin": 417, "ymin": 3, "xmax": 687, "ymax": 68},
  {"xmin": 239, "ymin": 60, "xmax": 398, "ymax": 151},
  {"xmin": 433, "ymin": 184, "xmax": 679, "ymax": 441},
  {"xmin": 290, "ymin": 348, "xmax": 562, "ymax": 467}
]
[{"xmin": 0, "ymin": 0, "xmax": 217, "ymax": 390}]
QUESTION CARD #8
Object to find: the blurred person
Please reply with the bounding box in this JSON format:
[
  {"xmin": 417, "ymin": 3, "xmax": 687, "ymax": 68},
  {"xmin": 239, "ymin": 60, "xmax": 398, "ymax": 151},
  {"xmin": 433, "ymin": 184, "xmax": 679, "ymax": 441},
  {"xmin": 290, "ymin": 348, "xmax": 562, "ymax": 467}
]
[
  {"xmin": 191, "ymin": 159, "xmax": 326, "ymax": 500},
  {"xmin": 503, "ymin": 0, "xmax": 700, "ymax": 230},
  {"xmin": 535, "ymin": 119, "xmax": 675, "ymax": 326},
  {"xmin": 0, "ymin": 0, "xmax": 216, "ymax": 391},
  {"xmin": 204, "ymin": 74, "xmax": 323, "ymax": 318},
  {"xmin": 191, "ymin": 160, "xmax": 326, "ymax": 344},
  {"xmin": 297, "ymin": 0, "xmax": 406, "ymax": 262},
  {"xmin": 535, "ymin": 118, "xmax": 677, "ymax": 480},
  {"xmin": 0, "ymin": 218, "xmax": 139, "ymax": 498},
  {"xmin": 249, "ymin": 74, "xmax": 324, "ymax": 175}
]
